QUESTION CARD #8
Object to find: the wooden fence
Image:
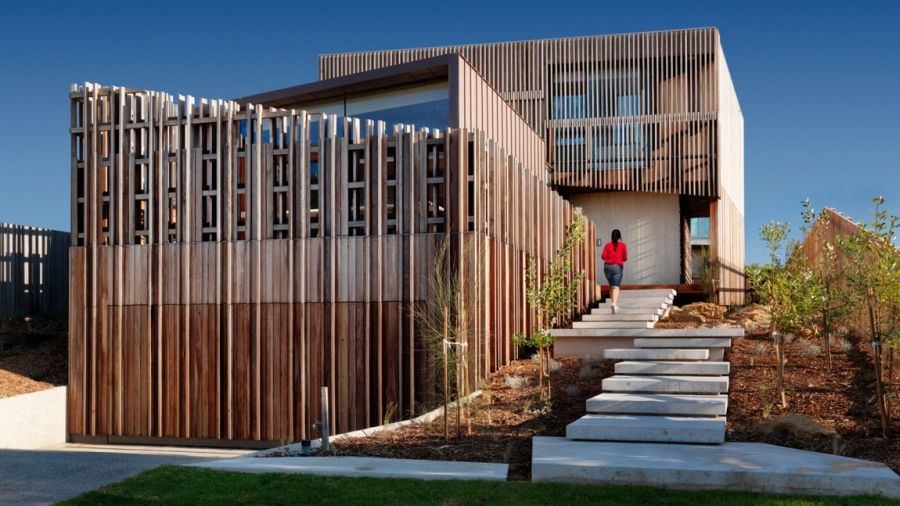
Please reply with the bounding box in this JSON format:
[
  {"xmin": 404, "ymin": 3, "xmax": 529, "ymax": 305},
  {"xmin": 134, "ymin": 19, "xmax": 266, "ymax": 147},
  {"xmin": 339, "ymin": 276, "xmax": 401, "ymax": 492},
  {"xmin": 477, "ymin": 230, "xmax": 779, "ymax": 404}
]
[
  {"xmin": 0, "ymin": 223, "xmax": 69, "ymax": 320},
  {"xmin": 68, "ymin": 84, "xmax": 595, "ymax": 445}
]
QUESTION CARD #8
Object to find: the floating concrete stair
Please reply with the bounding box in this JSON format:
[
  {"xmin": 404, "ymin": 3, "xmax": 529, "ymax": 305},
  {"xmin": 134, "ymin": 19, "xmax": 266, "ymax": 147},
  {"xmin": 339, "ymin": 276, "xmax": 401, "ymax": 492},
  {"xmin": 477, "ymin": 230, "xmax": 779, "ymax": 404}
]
[
  {"xmin": 614, "ymin": 289, "xmax": 675, "ymax": 297},
  {"xmin": 603, "ymin": 375, "xmax": 729, "ymax": 394},
  {"xmin": 602, "ymin": 348, "xmax": 709, "ymax": 361},
  {"xmin": 597, "ymin": 301, "xmax": 668, "ymax": 310},
  {"xmin": 581, "ymin": 313, "xmax": 660, "ymax": 322},
  {"xmin": 552, "ymin": 328, "xmax": 743, "ymax": 338},
  {"xmin": 566, "ymin": 414, "xmax": 726, "ymax": 444},
  {"xmin": 572, "ymin": 321, "xmax": 654, "ymax": 329},
  {"xmin": 604, "ymin": 296, "xmax": 673, "ymax": 305},
  {"xmin": 633, "ymin": 337, "xmax": 732, "ymax": 349},
  {"xmin": 585, "ymin": 393, "xmax": 728, "ymax": 416},
  {"xmin": 591, "ymin": 306, "xmax": 665, "ymax": 316},
  {"xmin": 615, "ymin": 361, "xmax": 730, "ymax": 376}
]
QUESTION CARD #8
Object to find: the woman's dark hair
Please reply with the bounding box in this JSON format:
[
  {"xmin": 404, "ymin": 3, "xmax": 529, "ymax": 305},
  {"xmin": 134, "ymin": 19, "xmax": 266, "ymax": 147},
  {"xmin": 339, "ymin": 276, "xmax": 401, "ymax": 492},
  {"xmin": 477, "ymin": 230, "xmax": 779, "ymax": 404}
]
[{"xmin": 611, "ymin": 229, "xmax": 622, "ymax": 249}]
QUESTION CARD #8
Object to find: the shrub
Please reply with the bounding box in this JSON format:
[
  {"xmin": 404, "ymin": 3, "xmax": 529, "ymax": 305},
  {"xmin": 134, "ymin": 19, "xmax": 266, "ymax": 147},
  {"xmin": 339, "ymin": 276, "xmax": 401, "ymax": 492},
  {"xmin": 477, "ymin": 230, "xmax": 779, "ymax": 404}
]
[
  {"xmin": 504, "ymin": 375, "xmax": 531, "ymax": 389},
  {"xmin": 836, "ymin": 338, "xmax": 853, "ymax": 353},
  {"xmin": 797, "ymin": 338, "xmax": 822, "ymax": 358}
]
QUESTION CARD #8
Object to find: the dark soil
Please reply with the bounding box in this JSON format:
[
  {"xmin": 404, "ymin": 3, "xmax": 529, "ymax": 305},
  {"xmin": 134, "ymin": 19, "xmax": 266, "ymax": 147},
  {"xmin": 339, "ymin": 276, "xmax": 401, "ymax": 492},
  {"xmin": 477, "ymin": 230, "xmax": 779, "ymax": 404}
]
[
  {"xmin": 331, "ymin": 356, "xmax": 611, "ymax": 480},
  {"xmin": 0, "ymin": 317, "xmax": 68, "ymax": 398}
]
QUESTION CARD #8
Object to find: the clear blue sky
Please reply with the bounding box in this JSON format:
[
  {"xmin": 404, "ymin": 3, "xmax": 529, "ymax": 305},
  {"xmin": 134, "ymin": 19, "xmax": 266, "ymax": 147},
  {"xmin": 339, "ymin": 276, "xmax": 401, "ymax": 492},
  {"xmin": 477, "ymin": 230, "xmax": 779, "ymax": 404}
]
[{"xmin": 0, "ymin": 0, "xmax": 897, "ymax": 264}]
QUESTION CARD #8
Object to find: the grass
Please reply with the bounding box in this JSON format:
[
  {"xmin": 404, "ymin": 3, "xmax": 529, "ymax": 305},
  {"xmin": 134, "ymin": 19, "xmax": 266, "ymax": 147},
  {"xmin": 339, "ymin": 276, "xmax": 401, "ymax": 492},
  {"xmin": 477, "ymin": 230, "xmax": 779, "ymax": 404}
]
[{"xmin": 60, "ymin": 466, "xmax": 898, "ymax": 505}]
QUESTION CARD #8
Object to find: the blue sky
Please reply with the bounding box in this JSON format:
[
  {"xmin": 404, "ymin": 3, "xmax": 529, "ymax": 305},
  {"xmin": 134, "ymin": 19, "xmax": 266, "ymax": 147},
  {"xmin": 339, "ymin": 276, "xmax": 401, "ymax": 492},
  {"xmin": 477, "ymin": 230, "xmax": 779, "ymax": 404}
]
[{"xmin": 0, "ymin": 0, "xmax": 897, "ymax": 264}]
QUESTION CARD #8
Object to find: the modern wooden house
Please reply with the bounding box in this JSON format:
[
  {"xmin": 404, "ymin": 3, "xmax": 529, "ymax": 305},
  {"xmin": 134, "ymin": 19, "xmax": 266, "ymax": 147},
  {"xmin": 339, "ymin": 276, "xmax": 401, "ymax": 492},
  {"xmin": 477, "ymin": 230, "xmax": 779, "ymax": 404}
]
[
  {"xmin": 320, "ymin": 27, "xmax": 745, "ymax": 303},
  {"xmin": 67, "ymin": 26, "xmax": 742, "ymax": 447}
]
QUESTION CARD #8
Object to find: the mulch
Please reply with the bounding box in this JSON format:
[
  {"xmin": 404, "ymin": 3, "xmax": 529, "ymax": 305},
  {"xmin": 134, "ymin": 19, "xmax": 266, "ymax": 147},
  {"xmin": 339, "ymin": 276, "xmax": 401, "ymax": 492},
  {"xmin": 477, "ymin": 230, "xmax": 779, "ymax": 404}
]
[
  {"xmin": 331, "ymin": 356, "xmax": 611, "ymax": 481},
  {"xmin": 728, "ymin": 333, "xmax": 900, "ymax": 473},
  {"xmin": 0, "ymin": 318, "xmax": 68, "ymax": 399}
]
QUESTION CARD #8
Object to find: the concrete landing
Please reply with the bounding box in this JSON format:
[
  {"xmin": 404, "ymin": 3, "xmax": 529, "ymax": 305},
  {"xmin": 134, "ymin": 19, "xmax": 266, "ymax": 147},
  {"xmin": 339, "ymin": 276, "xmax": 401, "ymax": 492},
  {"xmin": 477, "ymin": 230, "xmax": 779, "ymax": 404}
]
[
  {"xmin": 531, "ymin": 437, "xmax": 900, "ymax": 498},
  {"xmin": 190, "ymin": 456, "xmax": 509, "ymax": 481}
]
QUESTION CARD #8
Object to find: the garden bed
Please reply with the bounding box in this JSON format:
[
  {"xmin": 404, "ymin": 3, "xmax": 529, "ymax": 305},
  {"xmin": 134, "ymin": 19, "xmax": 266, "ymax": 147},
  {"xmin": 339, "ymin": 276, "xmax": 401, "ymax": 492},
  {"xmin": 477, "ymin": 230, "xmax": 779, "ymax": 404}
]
[
  {"xmin": 330, "ymin": 356, "xmax": 611, "ymax": 481},
  {"xmin": 659, "ymin": 303, "xmax": 900, "ymax": 473},
  {"xmin": 0, "ymin": 318, "xmax": 67, "ymax": 399}
]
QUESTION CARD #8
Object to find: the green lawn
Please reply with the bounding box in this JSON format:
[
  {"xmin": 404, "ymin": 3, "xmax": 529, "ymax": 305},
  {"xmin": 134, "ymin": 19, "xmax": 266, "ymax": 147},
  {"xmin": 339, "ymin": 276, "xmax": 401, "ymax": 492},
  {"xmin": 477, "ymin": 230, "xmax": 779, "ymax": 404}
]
[{"xmin": 59, "ymin": 465, "xmax": 897, "ymax": 505}]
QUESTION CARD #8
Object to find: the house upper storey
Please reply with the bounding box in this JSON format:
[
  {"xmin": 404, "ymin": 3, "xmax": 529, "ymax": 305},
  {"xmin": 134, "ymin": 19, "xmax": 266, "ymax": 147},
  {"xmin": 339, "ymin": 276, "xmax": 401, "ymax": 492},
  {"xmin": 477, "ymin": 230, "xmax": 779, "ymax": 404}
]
[{"xmin": 318, "ymin": 27, "xmax": 743, "ymax": 199}]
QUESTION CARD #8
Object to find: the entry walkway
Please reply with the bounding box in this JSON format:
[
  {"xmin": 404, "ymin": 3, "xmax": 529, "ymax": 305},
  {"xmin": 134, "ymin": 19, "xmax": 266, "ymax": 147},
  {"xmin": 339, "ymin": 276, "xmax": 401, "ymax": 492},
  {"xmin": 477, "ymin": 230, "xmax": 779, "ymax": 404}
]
[{"xmin": 0, "ymin": 444, "xmax": 250, "ymax": 505}]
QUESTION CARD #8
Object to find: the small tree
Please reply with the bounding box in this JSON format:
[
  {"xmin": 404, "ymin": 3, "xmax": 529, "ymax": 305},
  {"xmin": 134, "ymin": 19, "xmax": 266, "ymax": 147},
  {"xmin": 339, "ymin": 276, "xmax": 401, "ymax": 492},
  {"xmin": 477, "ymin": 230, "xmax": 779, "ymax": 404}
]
[
  {"xmin": 801, "ymin": 200, "xmax": 851, "ymax": 371},
  {"xmin": 746, "ymin": 221, "xmax": 819, "ymax": 408},
  {"xmin": 412, "ymin": 238, "xmax": 475, "ymax": 440},
  {"xmin": 516, "ymin": 209, "xmax": 587, "ymax": 401},
  {"xmin": 837, "ymin": 197, "xmax": 899, "ymax": 438}
]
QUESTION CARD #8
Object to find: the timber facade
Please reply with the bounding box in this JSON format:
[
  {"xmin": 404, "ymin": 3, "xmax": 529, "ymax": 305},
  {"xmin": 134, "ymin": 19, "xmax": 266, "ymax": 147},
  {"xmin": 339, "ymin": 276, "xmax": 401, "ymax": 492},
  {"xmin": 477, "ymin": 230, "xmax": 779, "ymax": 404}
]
[
  {"xmin": 320, "ymin": 27, "xmax": 745, "ymax": 303},
  {"xmin": 68, "ymin": 84, "xmax": 594, "ymax": 445}
]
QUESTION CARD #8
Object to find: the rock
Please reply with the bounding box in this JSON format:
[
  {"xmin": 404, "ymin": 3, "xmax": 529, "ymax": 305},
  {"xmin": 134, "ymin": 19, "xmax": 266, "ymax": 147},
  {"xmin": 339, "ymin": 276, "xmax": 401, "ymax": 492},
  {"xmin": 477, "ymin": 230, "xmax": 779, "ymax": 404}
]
[
  {"xmin": 797, "ymin": 326, "xmax": 818, "ymax": 339},
  {"xmin": 681, "ymin": 302, "xmax": 726, "ymax": 321},
  {"xmin": 757, "ymin": 413, "xmax": 837, "ymax": 441},
  {"xmin": 728, "ymin": 304, "xmax": 773, "ymax": 332},
  {"xmin": 666, "ymin": 307, "xmax": 706, "ymax": 324}
]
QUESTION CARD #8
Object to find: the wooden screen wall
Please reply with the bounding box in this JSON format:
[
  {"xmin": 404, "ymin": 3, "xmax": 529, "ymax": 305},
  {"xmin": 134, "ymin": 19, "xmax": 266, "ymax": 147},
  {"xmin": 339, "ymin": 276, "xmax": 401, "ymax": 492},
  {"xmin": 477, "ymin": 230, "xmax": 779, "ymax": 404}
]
[
  {"xmin": 321, "ymin": 28, "xmax": 725, "ymax": 196},
  {"xmin": 68, "ymin": 84, "xmax": 595, "ymax": 445},
  {"xmin": 0, "ymin": 223, "xmax": 69, "ymax": 320}
]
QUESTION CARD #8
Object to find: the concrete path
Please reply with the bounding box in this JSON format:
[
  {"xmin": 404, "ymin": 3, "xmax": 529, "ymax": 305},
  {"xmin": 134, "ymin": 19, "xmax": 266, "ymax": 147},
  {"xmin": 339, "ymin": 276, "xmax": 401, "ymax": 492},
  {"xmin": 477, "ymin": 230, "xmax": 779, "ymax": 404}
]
[
  {"xmin": 191, "ymin": 456, "xmax": 509, "ymax": 481},
  {"xmin": 532, "ymin": 437, "xmax": 900, "ymax": 498},
  {"xmin": 0, "ymin": 444, "xmax": 251, "ymax": 505}
]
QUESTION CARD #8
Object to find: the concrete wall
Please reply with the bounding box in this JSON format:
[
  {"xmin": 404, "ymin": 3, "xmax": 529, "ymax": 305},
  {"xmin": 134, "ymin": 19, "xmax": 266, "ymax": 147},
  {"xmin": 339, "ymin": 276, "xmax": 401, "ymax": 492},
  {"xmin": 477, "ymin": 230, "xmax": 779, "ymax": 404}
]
[
  {"xmin": 0, "ymin": 387, "xmax": 66, "ymax": 449},
  {"xmin": 568, "ymin": 192, "xmax": 680, "ymax": 285}
]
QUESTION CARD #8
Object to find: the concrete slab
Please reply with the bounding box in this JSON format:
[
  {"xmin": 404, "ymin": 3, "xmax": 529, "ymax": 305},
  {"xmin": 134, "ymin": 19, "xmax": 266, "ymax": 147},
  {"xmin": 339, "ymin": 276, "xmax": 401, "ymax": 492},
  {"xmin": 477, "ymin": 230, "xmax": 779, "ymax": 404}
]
[
  {"xmin": 615, "ymin": 361, "xmax": 730, "ymax": 376},
  {"xmin": 604, "ymin": 296, "xmax": 673, "ymax": 304},
  {"xmin": 592, "ymin": 307, "xmax": 664, "ymax": 315},
  {"xmin": 572, "ymin": 321, "xmax": 654, "ymax": 329},
  {"xmin": 551, "ymin": 328, "xmax": 743, "ymax": 338},
  {"xmin": 602, "ymin": 349, "xmax": 709, "ymax": 361},
  {"xmin": 566, "ymin": 415, "xmax": 725, "ymax": 443},
  {"xmin": 634, "ymin": 337, "xmax": 732, "ymax": 349},
  {"xmin": 613, "ymin": 289, "xmax": 676, "ymax": 298},
  {"xmin": 190, "ymin": 456, "xmax": 509, "ymax": 481},
  {"xmin": 586, "ymin": 393, "xmax": 728, "ymax": 416},
  {"xmin": 0, "ymin": 387, "xmax": 66, "ymax": 449},
  {"xmin": 603, "ymin": 375, "xmax": 729, "ymax": 394},
  {"xmin": 531, "ymin": 437, "xmax": 900, "ymax": 498},
  {"xmin": 598, "ymin": 301, "xmax": 668, "ymax": 309},
  {"xmin": 582, "ymin": 313, "xmax": 659, "ymax": 322}
]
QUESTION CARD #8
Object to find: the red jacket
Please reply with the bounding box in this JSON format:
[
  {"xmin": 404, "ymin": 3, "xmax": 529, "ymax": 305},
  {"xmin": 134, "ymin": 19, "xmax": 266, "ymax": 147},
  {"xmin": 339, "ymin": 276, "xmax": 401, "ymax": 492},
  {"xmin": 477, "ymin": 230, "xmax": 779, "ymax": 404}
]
[{"xmin": 601, "ymin": 241, "xmax": 628, "ymax": 266}]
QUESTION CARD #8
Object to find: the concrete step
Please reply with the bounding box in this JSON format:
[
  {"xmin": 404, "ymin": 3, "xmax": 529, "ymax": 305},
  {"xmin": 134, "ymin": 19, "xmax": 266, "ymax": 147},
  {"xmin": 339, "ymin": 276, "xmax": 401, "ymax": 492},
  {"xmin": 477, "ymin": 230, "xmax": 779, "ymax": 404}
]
[
  {"xmin": 591, "ymin": 306, "xmax": 665, "ymax": 316},
  {"xmin": 598, "ymin": 301, "xmax": 668, "ymax": 310},
  {"xmin": 531, "ymin": 437, "xmax": 900, "ymax": 498},
  {"xmin": 612, "ymin": 289, "xmax": 676, "ymax": 298},
  {"xmin": 566, "ymin": 414, "xmax": 726, "ymax": 444},
  {"xmin": 582, "ymin": 313, "xmax": 659, "ymax": 322},
  {"xmin": 615, "ymin": 361, "xmax": 730, "ymax": 376},
  {"xmin": 572, "ymin": 321, "xmax": 654, "ymax": 329},
  {"xmin": 586, "ymin": 393, "xmax": 728, "ymax": 416},
  {"xmin": 602, "ymin": 348, "xmax": 709, "ymax": 361},
  {"xmin": 634, "ymin": 337, "xmax": 732, "ymax": 349},
  {"xmin": 602, "ymin": 375, "xmax": 729, "ymax": 394},
  {"xmin": 604, "ymin": 296, "xmax": 673, "ymax": 305},
  {"xmin": 550, "ymin": 328, "xmax": 743, "ymax": 338}
]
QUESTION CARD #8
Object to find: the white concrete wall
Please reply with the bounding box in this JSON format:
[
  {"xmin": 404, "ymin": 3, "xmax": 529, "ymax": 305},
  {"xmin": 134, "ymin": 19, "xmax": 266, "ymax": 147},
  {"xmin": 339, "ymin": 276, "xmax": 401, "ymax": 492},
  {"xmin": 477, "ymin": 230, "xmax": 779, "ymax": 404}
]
[
  {"xmin": 0, "ymin": 386, "xmax": 66, "ymax": 449},
  {"xmin": 568, "ymin": 192, "xmax": 680, "ymax": 285}
]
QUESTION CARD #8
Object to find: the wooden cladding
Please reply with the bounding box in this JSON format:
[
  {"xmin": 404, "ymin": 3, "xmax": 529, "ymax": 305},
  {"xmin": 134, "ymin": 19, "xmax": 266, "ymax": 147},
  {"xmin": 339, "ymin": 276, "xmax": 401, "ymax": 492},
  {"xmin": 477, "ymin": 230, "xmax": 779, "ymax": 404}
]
[
  {"xmin": 68, "ymin": 84, "xmax": 595, "ymax": 444},
  {"xmin": 321, "ymin": 28, "xmax": 724, "ymax": 195},
  {"xmin": 0, "ymin": 223, "xmax": 69, "ymax": 320}
]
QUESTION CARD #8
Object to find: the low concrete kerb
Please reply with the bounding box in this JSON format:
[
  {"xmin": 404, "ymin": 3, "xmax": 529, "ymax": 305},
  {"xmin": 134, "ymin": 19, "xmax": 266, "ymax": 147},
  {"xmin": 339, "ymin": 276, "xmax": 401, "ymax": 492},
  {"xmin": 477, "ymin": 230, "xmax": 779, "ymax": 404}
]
[{"xmin": 255, "ymin": 390, "xmax": 482, "ymax": 457}]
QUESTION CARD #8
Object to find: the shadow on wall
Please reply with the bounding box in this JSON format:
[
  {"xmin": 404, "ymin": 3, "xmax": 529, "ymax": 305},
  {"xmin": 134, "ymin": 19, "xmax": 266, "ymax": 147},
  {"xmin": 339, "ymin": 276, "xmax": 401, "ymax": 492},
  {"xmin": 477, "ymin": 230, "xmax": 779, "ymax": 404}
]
[{"xmin": 0, "ymin": 223, "xmax": 69, "ymax": 320}]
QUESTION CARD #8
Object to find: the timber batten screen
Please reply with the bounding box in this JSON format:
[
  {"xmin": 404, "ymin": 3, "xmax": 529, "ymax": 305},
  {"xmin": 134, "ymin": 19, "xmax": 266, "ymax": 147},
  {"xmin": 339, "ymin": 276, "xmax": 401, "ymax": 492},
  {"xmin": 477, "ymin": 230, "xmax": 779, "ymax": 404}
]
[
  {"xmin": 320, "ymin": 28, "xmax": 724, "ymax": 196},
  {"xmin": 69, "ymin": 84, "xmax": 595, "ymax": 444}
]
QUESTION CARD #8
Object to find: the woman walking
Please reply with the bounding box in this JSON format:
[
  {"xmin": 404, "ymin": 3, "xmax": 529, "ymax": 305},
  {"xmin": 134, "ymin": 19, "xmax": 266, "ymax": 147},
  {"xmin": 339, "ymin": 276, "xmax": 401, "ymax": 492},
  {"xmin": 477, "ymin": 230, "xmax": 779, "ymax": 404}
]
[{"xmin": 601, "ymin": 229, "xmax": 628, "ymax": 314}]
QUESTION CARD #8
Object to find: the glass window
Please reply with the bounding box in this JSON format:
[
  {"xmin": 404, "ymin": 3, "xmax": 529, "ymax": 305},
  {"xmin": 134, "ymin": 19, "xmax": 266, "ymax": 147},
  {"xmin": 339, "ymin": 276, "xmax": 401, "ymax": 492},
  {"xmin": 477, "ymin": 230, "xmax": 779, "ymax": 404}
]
[
  {"xmin": 552, "ymin": 95, "xmax": 584, "ymax": 120},
  {"xmin": 690, "ymin": 217, "xmax": 710, "ymax": 241}
]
